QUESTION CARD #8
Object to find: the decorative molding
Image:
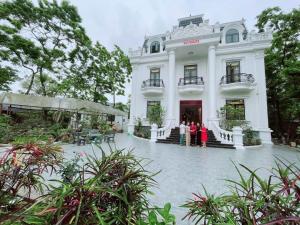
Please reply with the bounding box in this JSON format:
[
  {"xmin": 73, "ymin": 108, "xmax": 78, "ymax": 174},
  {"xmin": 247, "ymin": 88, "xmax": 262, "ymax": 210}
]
[
  {"xmin": 147, "ymin": 64, "xmax": 165, "ymax": 69},
  {"xmin": 171, "ymin": 23, "xmax": 214, "ymax": 40}
]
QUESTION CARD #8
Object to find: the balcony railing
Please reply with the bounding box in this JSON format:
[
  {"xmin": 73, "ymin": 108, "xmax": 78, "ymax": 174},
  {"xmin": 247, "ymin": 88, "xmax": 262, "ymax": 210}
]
[
  {"xmin": 220, "ymin": 73, "xmax": 255, "ymax": 85},
  {"xmin": 141, "ymin": 79, "xmax": 164, "ymax": 88},
  {"xmin": 178, "ymin": 76, "xmax": 204, "ymax": 86}
]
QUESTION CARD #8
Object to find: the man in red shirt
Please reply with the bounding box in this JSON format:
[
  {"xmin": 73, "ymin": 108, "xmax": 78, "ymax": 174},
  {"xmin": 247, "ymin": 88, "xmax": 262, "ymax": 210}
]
[{"xmin": 190, "ymin": 121, "xmax": 197, "ymax": 146}]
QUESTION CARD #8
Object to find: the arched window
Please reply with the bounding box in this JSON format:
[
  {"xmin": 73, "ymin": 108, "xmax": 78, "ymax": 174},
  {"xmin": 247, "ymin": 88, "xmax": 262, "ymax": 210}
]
[
  {"xmin": 150, "ymin": 41, "xmax": 160, "ymax": 53},
  {"xmin": 226, "ymin": 29, "xmax": 239, "ymax": 43}
]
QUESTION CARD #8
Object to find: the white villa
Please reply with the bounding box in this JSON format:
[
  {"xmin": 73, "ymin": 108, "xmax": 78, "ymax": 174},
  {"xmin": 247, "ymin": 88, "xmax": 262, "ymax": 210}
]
[{"xmin": 127, "ymin": 14, "xmax": 273, "ymax": 145}]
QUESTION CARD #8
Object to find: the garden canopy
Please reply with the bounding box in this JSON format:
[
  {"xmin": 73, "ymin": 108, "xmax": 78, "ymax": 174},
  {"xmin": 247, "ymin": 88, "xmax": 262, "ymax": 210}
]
[{"xmin": 0, "ymin": 92, "xmax": 127, "ymax": 117}]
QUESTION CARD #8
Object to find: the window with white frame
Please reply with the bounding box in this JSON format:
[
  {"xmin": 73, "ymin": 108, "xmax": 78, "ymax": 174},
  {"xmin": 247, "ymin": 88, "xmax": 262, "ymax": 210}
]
[
  {"xmin": 150, "ymin": 41, "xmax": 160, "ymax": 53},
  {"xmin": 226, "ymin": 29, "xmax": 239, "ymax": 43}
]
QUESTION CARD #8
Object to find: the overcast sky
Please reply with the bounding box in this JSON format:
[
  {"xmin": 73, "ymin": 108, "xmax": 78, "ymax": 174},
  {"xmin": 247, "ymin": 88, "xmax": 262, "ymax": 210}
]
[{"xmin": 63, "ymin": 0, "xmax": 299, "ymax": 103}]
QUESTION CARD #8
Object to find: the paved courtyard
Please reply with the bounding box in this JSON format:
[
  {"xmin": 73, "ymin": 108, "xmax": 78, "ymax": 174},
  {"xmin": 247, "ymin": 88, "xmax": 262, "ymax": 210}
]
[{"xmin": 62, "ymin": 133, "xmax": 300, "ymax": 224}]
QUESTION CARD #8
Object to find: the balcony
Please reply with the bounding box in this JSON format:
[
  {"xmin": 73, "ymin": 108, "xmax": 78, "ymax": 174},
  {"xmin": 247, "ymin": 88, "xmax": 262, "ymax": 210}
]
[
  {"xmin": 220, "ymin": 73, "xmax": 256, "ymax": 93},
  {"xmin": 178, "ymin": 76, "xmax": 204, "ymax": 95},
  {"xmin": 141, "ymin": 79, "xmax": 164, "ymax": 97}
]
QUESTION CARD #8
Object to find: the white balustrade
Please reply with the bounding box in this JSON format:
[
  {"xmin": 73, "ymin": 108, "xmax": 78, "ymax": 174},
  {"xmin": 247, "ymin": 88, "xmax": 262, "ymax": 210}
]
[
  {"xmin": 246, "ymin": 31, "xmax": 272, "ymax": 42},
  {"xmin": 211, "ymin": 120, "xmax": 234, "ymax": 145},
  {"xmin": 129, "ymin": 49, "xmax": 142, "ymax": 57},
  {"xmin": 157, "ymin": 119, "xmax": 175, "ymax": 140}
]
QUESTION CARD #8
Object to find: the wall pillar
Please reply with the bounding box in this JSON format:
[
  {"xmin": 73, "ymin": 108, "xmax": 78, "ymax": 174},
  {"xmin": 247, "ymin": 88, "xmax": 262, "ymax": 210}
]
[
  {"xmin": 166, "ymin": 49, "xmax": 176, "ymax": 127},
  {"xmin": 208, "ymin": 45, "xmax": 217, "ymax": 129},
  {"xmin": 255, "ymin": 51, "xmax": 272, "ymax": 144}
]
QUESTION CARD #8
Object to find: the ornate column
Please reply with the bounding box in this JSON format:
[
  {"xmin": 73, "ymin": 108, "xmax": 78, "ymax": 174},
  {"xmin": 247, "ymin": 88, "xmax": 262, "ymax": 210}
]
[
  {"xmin": 128, "ymin": 65, "xmax": 138, "ymax": 134},
  {"xmin": 255, "ymin": 51, "xmax": 272, "ymax": 144},
  {"xmin": 166, "ymin": 49, "xmax": 176, "ymax": 127},
  {"xmin": 208, "ymin": 45, "xmax": 216, "ymax": 128}
]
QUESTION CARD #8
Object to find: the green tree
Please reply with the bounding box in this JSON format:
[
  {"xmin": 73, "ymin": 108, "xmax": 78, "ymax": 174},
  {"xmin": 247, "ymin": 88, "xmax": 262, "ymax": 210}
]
[
  {"xmin": 0, "ymin": 0, "xmax": 90, "ymax": 96},
  {"xmin": 256, "ymin": 7, "xmax": 300, "ymax": 140},
  {"xmin": 60, "ymin": 42, "xmax": 132, "ymax": 104},
  {"xmin": 0, "ymin": 66, "xmax": 17, "ymax": 91},
  {"xmin": 114, "ymin": 102, "xmax": 128, "ymax": 112}
]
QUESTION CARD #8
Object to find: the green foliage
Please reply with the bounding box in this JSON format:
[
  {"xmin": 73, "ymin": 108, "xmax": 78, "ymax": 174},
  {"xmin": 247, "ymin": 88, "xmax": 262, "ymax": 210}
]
[
  {"xmin": 98, "ymin": 119, "xmax": 112, "ymax": 134},
  {"xmin": 58, "ymin": 153, "xmax": 82, "ymax": 184},
  {"xmin": 148, "ymin": 104, "xmax": 165, "ymax": 128},
  {"xmin": 219, "ymin": 105, "xmax": 249, "ymax": 131},
  {"xmin": 0, "ymin": 142, "xmax": 63, "ymax": 223},
  {"xmin": 134, "ymin": 126, "xmax": 151, "ymax": 139},
  {"xmin": 0, "ymin": 66, "xmax": 18, "ymax": 91},
  {"xmin": 114, "ymin": 102, "xmax": 129, "ymax": 112},
  {"xmin": 61, "ymin": 42, "xmax": 132, "ymax": 104},
  {"xmin": 134, "ymin": 118, "xmax": 150, "ymax": 139},
  {"xmin": 138, "ymin": 203, "xmax": 176, "ymax": 225},
  {"xmin": 0, "ymin": 114, "xmax": 12, "ymax": 143},
  {"xmin": 183, "ymin": 159, "xmax": 300, "ymax": 224},
  {"xmin": 1, "ymin": 147, "xmax": 157, "ymax": 225},
  {"xmin": 12, "ymin": 135, "xmax": 51, "ymax": 145},
  {"xmin": 243, "ymin": 128, "xmax": 261, "ymax": 146},
  {"xmin": 0, "ymin": 0, "xmax": 131, "ymax": 103},
  {"xmin": 0, "ymin": 0, "xmax": 90, "ymax": 96},
  {"xmin": 256, "ymin": 7, "xmax": 300, "ymax": 139}
]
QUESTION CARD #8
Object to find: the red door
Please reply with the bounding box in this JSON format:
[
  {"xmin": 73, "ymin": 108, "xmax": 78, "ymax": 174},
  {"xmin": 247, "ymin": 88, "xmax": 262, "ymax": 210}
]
[{"xmin": 180, "ymin": 100, "xmax": 202, "ymax": 124}]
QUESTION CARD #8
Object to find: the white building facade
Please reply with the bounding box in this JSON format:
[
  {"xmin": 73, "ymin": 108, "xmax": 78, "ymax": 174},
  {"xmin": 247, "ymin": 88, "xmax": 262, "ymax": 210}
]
[{"xmin": 128, "ymin": 15, "xmax": 273, "ymax": 144}]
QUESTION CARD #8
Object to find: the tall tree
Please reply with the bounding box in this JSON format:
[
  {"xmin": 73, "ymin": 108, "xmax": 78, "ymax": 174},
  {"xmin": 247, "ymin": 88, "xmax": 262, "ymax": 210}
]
[
  {"xmin": 60, "ymin": 42, "xmax": 132, "ymax": 104},
  {"xmin": 0, "ymin": 0, "xmax": 90, "ymax": 95},
  {"xmin": 256, "ymin": 7, "xmax": 300, "ymax": 140}
]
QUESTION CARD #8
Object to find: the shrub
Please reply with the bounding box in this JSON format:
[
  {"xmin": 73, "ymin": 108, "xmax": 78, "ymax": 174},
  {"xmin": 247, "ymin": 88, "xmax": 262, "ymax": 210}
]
[
  {"xmin": 134, "ymin": 126, "xmax": 151, "ymax": 139},
  {"xmin": 243, "ymin": 128, "xmax": 262, "ymax": 146},
  {"xmin": 138, "ymin": 203, "xmax": 176, "ymax": 225},
  {"xmin": 219, "ymin": 105, "xmax": 249, "ymax": 131},
  {"xmin": 183, "ymin": 159, "xmax": 300, "ymax": 224},
  {"xmin": 0, "ymin": 145, "xmax": 157, "ymax": 225},
  {"xmin": 147, "ymin": 105, "xmax": 165, "ymax": 128},
  {"xmin": 0, "ymin": 142, "xmax": 63, "ymax": 223},
  {"xmin": 0, "ymin": 114, "xmax": 13, "ymax": 143}
]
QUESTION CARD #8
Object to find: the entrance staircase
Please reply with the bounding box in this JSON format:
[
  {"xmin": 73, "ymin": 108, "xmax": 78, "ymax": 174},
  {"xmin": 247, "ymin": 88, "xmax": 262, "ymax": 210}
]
[{"xmin": 156, "ymin": 127, "xmax": 235, "ymax": 149}]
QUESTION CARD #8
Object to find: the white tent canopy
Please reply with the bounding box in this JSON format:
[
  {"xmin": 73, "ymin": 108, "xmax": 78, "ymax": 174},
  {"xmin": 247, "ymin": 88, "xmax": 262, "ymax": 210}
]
[{"xmin": 0, "ymin": 92, "xmax": 127, "ymax": 117}]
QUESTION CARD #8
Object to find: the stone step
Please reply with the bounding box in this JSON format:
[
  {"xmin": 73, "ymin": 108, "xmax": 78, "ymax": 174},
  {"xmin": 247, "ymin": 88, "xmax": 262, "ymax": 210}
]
[{"xmin": 157, "ymin": 127, "xmax": 235, "ymax": 149}]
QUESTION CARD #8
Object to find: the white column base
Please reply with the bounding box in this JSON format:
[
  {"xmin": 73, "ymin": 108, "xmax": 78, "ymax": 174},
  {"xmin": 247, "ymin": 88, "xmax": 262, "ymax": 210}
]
[
  {"xmin": 233, "ymin": 126, "xmax": 245, "ymax": 150},
  {"xmin": 127, "ymin": 120, "xmax": 135, "ymax": 135},
  {"xmin": 150, "ymin": 123, "xmax": 158, "ymax": 143},
  {"xmin": 258, "ymin": 128, "xmax": 273, "ymax": 145}
]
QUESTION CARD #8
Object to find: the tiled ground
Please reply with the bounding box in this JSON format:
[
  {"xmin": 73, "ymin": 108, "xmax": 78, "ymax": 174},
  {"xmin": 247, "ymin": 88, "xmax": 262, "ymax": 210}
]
[
  {"xmin": 1, "ymin": 135, "xmax": 299, "ymax": 224},
  {"xmin": 62, "ymin": 134, "xmax": 300, "ymax": 224}
]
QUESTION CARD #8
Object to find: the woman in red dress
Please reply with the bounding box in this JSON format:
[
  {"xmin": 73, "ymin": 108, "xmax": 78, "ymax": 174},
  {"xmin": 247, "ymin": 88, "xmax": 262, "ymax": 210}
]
[{"xmin": 201, "ymin": 124, "xmax": 208, "ymax": 148}]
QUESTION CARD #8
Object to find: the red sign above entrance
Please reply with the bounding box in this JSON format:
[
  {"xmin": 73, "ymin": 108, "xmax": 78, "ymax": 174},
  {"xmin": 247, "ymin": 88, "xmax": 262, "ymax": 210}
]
[{"xmin": 183, "ymin": 39, "xmax": 200, "ymax": 45}]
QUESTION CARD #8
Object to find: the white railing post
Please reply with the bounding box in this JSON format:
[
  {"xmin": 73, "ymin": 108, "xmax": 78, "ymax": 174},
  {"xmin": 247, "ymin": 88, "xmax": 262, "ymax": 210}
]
[
  {"xmin": 150, "ymin": 123, "xmax": 158, "ymax": 143},
  {"xmin": 232, "ymin": 126, "xmax": 244, "ymax": 150}
]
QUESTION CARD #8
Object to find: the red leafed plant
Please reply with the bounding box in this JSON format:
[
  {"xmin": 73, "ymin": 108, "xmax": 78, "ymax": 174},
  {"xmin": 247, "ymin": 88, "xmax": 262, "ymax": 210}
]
[
  {"xmin": 0, "ymin": 141, "xmax": 63, "ymax": 222},
  {"xmin": 183, "ymin": 158, "xmax": 300, "ymax": 225}
]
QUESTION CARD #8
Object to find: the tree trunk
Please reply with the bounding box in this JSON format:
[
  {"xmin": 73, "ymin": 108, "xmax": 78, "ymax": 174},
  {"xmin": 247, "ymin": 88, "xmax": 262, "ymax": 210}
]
[
  {"xmin": 39, "ymin": 68, "xmax": 47, "ymax": 96},
  {"xmin": 25, "ymin": 73, "xmax": 36, "ymax": 95}
]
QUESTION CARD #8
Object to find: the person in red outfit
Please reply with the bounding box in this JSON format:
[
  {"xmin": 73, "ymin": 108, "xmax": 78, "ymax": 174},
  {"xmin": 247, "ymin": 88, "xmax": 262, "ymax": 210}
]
[
  {"xmin": 201, "ymin": 124, "xmax": 208, "ymax": 148},
  {"xmin": 190, "ymin": 121, "xmax": 197, "ymax": 146}
]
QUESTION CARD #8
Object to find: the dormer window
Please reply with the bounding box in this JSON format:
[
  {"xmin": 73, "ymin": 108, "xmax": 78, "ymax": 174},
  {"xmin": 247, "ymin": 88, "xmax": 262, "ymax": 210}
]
[
  {"xmin": 226, "ymin": 29, "xmax": 239, "ymax": 43},
  {"xmin": 150, "ymin": 41, "xmax": 160, "ymax": 53}
]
